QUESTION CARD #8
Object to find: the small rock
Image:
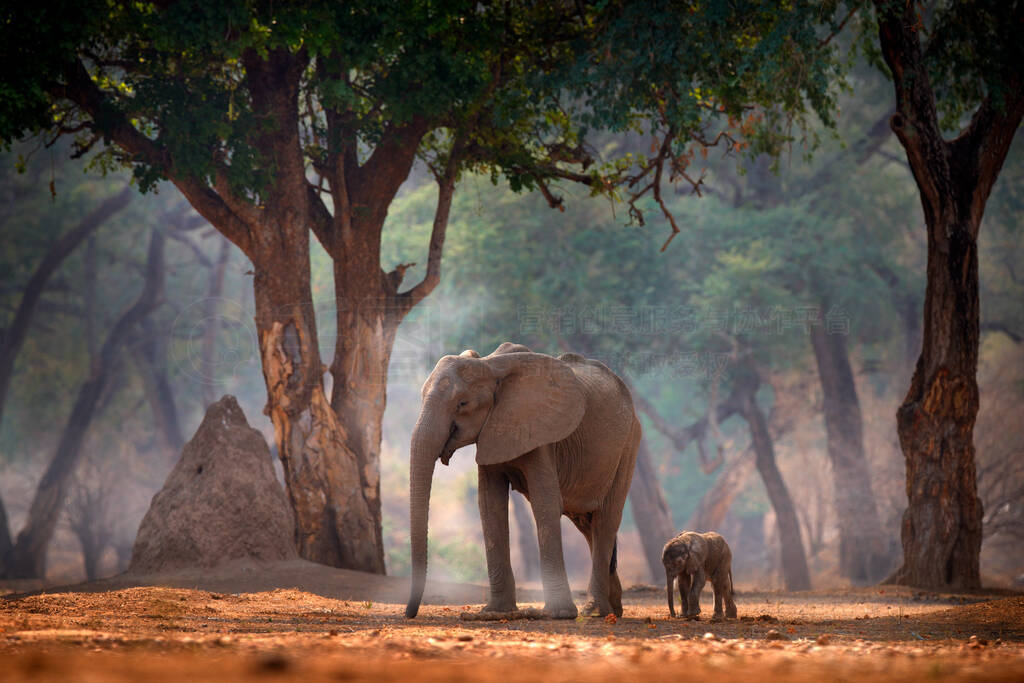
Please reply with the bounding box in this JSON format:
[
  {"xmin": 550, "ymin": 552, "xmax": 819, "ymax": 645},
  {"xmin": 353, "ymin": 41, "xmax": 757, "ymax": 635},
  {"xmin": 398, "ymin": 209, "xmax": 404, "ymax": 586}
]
[
  {"xmin": 815, "ymin": 634, "xmax": 831, "ymax": 645},
  {"xmin": 764, "ymin": 629, "xmax": 789, "ymax": 641},
  {"xmin": 457, "ymin": 634, "xmax": 474, "ymax": 642},
  {"xmin": 216, "ymin": 636, "xmax": 233, "ymax": 646},
  {"xmin": 702, "ymin": 632, "xmax": 720, "ymax": 642}
]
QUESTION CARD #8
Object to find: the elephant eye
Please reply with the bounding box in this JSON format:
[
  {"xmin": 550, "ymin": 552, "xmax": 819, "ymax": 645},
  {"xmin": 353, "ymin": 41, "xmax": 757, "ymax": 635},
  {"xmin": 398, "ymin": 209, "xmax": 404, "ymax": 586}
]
[{"xmin": 458, "ymin": 400, "xmax": 468, "ymax": 409}]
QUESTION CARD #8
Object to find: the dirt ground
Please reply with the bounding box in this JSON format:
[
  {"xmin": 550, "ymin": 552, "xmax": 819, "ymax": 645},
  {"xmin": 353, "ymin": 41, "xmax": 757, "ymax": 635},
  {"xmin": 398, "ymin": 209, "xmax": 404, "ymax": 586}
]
[{"xmin": 2, "ymin": 559, "xmax": 1023, "ymax": 682}]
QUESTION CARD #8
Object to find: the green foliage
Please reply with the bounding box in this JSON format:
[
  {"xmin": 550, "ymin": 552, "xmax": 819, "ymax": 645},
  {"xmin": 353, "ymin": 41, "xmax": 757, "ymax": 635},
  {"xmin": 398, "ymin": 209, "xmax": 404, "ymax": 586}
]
[
  {"xmin": 861, "ymin": 0, "xmax": 1024, "ymax": 133},
  {"xmin": 0, "ymin": 0, "xmax": 853, "ymax": 223},
  {"xmin": 563, "ymin": 1, "xmax": 848, "ymax": 141},
  {"xmin": 0, "ymin": 1, "xmax": 104, "ymax": 150}
]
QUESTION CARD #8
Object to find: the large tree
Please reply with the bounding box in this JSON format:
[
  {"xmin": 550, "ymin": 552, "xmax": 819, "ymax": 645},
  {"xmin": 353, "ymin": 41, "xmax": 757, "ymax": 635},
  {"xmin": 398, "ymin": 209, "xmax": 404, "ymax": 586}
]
[
  {"xmin": 868, "ymin": 0, "xmax": 1024, "ymax": 588},
  {"xmin": 1, "ymin": 0, "xmax": 846, "ymax": 573}
]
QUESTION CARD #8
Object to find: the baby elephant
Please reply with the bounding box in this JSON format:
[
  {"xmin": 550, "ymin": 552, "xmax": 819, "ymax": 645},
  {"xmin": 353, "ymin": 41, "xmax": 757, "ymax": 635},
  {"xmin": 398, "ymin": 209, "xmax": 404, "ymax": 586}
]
[{"xmin": 662, "ymin": 531, "xmax": 737, "ymax": 620}]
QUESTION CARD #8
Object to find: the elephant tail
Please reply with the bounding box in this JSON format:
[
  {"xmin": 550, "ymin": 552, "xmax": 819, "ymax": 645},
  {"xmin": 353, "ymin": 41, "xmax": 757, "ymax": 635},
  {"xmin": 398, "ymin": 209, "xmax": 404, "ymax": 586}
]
[{"xmin": 610, "ymin": 536, "xmax": 618, "ymax": 574}]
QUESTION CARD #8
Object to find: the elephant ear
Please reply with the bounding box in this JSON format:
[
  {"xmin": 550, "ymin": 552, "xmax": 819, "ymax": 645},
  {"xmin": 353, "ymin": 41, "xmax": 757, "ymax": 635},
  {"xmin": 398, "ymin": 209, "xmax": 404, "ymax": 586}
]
[
  {"xmin": 685, "ymin": 536, "xmax": 706, "ymax": 573},
  {"xmin": 476, "ymin": 352, "xmax": 585, "ymax": 465}
]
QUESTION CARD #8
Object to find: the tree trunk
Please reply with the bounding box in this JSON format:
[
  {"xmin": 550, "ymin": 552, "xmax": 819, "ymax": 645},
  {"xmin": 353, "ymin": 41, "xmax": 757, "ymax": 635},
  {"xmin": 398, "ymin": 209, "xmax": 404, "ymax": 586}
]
[
  {"xmin": 1, "ymin": 230, "xmax": 164, "ymax": 579},
  {"xmin": 874, "ymin": 0, "xmax": 1023, "ymax": 589},
  {"xmin": 81, "ymin": 535, "xmax": 101, "ymax": 581},
  {"xmin": 250, "ymin": 226, "xmax": 382, "ymax": 572},
  {"xmin": 686, "ymin": 451, "xmax": 754, "ymax": 533},
  {"xmin": 628, "ymin": 439, "xmax": 676, "ymax": 583},
  {"xmin": 135, "ymin": 316, "xmax": 185, "ymax": 456},
  {"xmin": 739, "ymin": 372, "xmax": 812, "ymax": 591},
  {"xmin": 0, "ymin": 185, "xmax": 132, "ymax": 424},
  {"xmin": 511, "ymin": 491, "xmax": 540, "ymax": 582},
  {"xmin": 316, "ymin": 131, "xmax": 459, "ymax": 576},
  {"xmin": 0, "ymin": 498, "xmax": 11, "ymax": 563},
  {"xmin": 326, "ymin": 256, "xmax": 403, "ymax": 576},
  {"xmin": 809, "ymin": 322, "xmax": 890, "ymax": 583},
  {"xmin": 71, "ymin": 515, "xmax": 103, "ymax": 581},
  {"xmin": 889, "ymin": 213, "xmax": 984, "ymax": 588}
]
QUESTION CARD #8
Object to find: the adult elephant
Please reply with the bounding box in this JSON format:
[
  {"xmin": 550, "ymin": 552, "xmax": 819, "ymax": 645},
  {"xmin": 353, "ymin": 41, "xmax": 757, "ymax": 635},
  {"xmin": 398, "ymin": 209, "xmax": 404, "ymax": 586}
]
[{"xmin": 405, "ymin": 342, "xmax": 641, "ymax": 619}]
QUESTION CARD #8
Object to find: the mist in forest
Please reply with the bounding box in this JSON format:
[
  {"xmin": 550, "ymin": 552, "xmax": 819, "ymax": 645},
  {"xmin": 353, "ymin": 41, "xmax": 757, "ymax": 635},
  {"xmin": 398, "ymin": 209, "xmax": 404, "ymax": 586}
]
[{"xmin": 1, "ymin": 67, "xmax": 1022, "ymax": 591}]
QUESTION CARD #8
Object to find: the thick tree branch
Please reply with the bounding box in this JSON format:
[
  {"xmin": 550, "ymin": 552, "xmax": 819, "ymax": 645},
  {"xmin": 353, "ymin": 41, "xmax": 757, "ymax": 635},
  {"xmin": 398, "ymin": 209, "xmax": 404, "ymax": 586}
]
[
  {"xmin": 0, "ymin": 185, "xmax": 133, "ymax": 424},
  {"xmin": 631, "ymin": 385, "xmax": 742, "ymax": 457},
  {"xmin": 307, "ymin": 183, "xmax": 338, "ymax": 255},
  {"xmin": 165, "ymin": 229, "xmax": 214, "ymax": 269},
  {"xmin": 980, "ymin": 322, "xmax": 1021, "ymax": 343},
  {"xmin": 792, "ymin": 107, "xmax": 896, "ymax": 200},
  {"xmin": 951, "ymin": 85, "xmax": 1024, "ymax": 234},
  {"xmin": 349, "ymin": 116, "xmax": 431, "ymax": 230},
  {"xmin": 56, "ymin": 59, "xmax": 255, "ymax": 255},
  {"xmin": 394, "ymin": 132, "xmax": 465, "ymax": 314},
  {"xmin": 873, "ymin": 0, "xmax": 948, "ymax": 223}
]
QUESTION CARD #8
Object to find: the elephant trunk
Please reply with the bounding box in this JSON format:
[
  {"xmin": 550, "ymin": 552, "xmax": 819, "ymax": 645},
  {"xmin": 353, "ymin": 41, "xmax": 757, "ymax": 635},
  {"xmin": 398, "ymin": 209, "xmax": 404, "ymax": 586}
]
[
  {"xmin": 666, "ymin": 570, "xmax": 676, "ymax": 618},
  {"xmin": 405, "ymin": 402, "xmax": 450, "ymax": 618}
]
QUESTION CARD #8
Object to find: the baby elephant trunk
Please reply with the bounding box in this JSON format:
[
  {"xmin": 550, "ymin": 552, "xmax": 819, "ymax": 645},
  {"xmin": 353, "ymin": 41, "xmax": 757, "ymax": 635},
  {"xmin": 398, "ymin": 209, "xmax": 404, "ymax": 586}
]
[{"xmin": 666, "ymin": 570, "xmax": 676, "ymax": 618}]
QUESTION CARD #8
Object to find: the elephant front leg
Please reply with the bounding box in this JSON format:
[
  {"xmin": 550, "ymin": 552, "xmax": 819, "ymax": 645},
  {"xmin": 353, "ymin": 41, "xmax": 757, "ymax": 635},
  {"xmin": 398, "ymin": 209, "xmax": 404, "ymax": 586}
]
[
  {"xmin": 477, "ymin": 465, "xmax": 517, "ymax": 613},
  {"xmin": 678, "ymin": 573, "xmax": 691, "ymax": 617},
  {"xmin": 522, "ymin": 450, "xmax": 577, "ymax": 619},
  {"xmin": 686, "ymin": 568, "xmax": 705, "ymax": 619}
]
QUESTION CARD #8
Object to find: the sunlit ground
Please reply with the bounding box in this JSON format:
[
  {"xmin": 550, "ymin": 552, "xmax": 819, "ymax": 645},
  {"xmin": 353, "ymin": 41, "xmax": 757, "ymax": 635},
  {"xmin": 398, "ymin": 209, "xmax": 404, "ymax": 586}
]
[{"xmin": 2, "ymin": 561, "xmax": 1022, "ymax": 682}]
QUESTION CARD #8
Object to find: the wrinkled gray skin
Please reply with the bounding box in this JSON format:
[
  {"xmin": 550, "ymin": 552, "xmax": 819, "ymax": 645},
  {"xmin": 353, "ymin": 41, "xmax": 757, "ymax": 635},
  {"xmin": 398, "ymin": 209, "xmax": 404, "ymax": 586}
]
[
  {"xmin": 662, "ymin": 531, "xmax": 737, "ymax": 620},
  {"xmin": 406, "ymin": 343, "xmax": 641, "ymax": 619}
]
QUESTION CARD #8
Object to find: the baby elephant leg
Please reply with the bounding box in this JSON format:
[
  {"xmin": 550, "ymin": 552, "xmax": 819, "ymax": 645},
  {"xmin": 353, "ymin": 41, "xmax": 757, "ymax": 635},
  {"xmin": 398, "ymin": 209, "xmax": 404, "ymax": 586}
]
[
  {"xmin": 724, "ymin": 569, "xmax": 737, "ymax": 618},
  {"xmin": 710, "ymin": 568, "xmax": 737, "ymax": 619},
  {"xmin": 678, "ymin": 573, "xmax": 691, "ymax": 618},
  {"xmin": 711, "ymin": 569, "xmax": 726, "ymax": 619},
  {"xmin": 686, "ymin": 568, "xmax": 705, "ymax": 619}
]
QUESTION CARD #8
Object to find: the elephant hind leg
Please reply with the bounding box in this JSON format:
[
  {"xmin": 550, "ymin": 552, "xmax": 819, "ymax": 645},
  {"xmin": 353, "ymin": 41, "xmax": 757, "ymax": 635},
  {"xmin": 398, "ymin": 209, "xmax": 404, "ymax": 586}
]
[
  {"xmin": 609, "ymin": 538, "xmax": 623, "ymax": 617},
  {"xmin": 724, "ymin": 569, "xmax": 738, "ymax": 618},
  {"xmin": 582, "ymin": 509, "xmax": 622, "ymax": 617},
  {"xmin": 569, "ymin": 514, "xmax": 622, "ymax": 617}
]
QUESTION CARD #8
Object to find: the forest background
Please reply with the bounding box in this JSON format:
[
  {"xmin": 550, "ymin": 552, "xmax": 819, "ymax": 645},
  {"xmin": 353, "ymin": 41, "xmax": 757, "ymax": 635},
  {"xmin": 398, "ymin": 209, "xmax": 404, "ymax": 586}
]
[{"xmin": 0, "ymin": 47, "xmax": 1021, "ymax": 591}]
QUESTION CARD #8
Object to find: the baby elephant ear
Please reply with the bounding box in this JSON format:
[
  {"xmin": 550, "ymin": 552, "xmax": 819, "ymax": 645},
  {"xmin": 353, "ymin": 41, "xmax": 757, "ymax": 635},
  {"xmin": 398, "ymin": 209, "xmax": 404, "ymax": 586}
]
[
  {"xmin": 476, "ymin": 352, "xmax": 585, "ymax": 465},
  {"xmin": 685, "ymin": 535, "xmax": 706, "ymax": 573},
  {"xmin": 459, "ymin": 349, "xmax": 480, "ymax": 358}
]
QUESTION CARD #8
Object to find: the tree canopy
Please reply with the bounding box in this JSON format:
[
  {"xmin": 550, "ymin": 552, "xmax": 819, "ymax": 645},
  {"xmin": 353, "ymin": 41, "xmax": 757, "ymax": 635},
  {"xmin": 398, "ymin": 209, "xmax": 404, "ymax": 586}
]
[{"xmin": 1, "ymin": 0, "xmax": 850, "ymax": 229}]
